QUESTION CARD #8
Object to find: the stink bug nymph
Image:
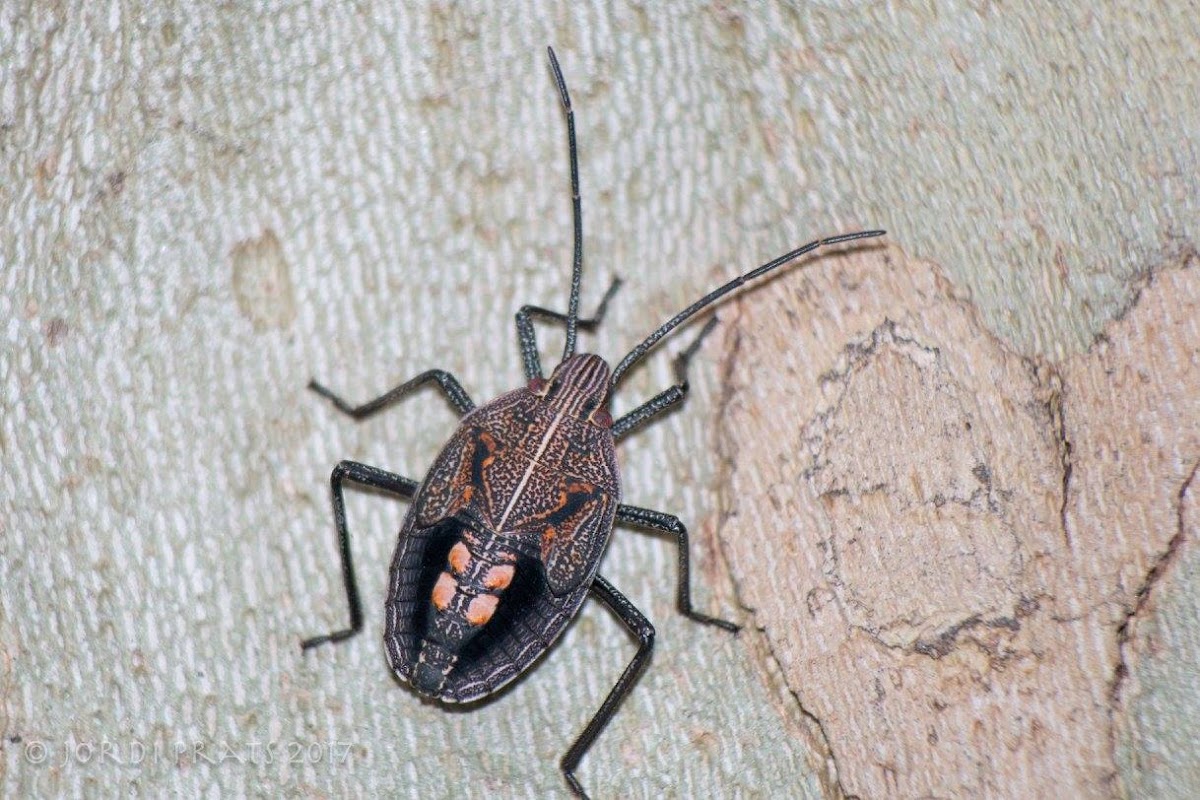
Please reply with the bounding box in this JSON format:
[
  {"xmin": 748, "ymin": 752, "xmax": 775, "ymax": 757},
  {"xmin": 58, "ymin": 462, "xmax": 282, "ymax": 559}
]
[{"xmin": 301, "ymin": 47, "xmax": 883, "ymax": 798}]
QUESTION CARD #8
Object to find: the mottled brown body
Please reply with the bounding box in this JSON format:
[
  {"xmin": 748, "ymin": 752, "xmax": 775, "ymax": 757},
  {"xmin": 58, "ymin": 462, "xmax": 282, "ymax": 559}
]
[{"xmin": 385, "ymin": 354, "xmax": 619, "ymax": 702}]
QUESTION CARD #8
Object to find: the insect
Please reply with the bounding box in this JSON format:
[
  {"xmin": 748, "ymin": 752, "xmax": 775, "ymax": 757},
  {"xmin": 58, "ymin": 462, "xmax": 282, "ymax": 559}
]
[{"xmin": 301, "ymin": 46, "xmax": 883, "ymax": 798}]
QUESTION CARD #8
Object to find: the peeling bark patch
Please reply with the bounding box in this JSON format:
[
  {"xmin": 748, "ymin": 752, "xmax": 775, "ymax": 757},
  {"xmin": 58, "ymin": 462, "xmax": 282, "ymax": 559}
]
[
  {"xmin": 230, "ymin": 229, "xmax": 296, "ymax": 332},
  {"xmin": 805, "ymin": 320, "xmax": 1028, "ymax": 652},
  {"xmin": 715, "ymin": 246, "xmax": 1200, "ymax": 798}
]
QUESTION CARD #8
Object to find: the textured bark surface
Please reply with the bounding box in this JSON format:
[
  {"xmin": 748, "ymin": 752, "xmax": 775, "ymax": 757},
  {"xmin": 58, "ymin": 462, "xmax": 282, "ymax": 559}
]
[
  {"xmin": 2, "ymin": 2, "xmax": 1197, "ymax": 798},
  {"xmin": 716, "ymin": 248, "xmax": 1199, "ymax": 798}
]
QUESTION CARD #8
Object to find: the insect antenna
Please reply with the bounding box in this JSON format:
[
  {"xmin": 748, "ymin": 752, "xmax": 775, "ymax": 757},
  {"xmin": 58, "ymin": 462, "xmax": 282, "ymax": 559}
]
[
  {"xmin": 547, "ymin": 46, "xmax": 586, "ymax": 361},
  {"xmin": 609, "ymin": 229, "xmax": 886, "ymax": 389}
]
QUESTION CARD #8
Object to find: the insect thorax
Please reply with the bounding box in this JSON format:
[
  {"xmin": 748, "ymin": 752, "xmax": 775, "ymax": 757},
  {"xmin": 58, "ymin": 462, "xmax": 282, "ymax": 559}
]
[{"xmin": 535, "ymin": 353, "xmax": 612, "ymax": 420}]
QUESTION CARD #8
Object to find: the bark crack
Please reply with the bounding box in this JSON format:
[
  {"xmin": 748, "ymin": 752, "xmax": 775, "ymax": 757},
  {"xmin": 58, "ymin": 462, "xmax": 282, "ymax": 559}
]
[
  {"xmin": 1034, "ymin": 360, "xmax": 1074, "ymax": 549},
  {"xmin": 1106, "ymin": 458, "xmax": 1199, "ymax": 780}
]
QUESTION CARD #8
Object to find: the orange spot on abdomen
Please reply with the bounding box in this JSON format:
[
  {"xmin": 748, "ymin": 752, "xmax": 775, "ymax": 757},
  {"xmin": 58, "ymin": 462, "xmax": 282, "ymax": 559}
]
[
  {"xmin": 448, "ymin": 542, "xmax": 471, "ymax": 574},
  {"xmin": 483, "ymin": 564, "xmax": 515, "ymax": 590},
  {"xmin": 432, "ymin": 572, "xmax": 456, "ymax": 611},
  {"xmin": 466, "ymin": 594, "xmax": 499, "ymax": 626}
]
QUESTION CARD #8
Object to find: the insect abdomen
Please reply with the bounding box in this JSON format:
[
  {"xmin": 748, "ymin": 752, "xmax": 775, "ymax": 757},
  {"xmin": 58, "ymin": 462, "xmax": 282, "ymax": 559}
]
[{"xmin": 412, "ymin": 534, "xmax": 517, "ymax": 697}]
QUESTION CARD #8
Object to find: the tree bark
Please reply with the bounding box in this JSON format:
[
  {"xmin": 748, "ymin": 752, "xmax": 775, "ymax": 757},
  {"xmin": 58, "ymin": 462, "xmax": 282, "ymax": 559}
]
[
  {"xmin": 2, "ymin": 3, "xmax": 1197, "ymax": 798},
  {"xmin": 715, "ymin": 246, "xmax": 1200, "ymax": 798}
]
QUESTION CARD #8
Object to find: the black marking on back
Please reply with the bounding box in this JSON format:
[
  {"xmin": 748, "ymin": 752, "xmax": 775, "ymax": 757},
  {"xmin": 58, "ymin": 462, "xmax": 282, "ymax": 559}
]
[
  {"xmin": 445, "ymin": 562, "xmax": 588, "ymax": 702},
  {"xmin": 384, "ymin": 519, "xmax": 458, "ymax": 680},
  {"xmin": 455, "ymin": 550, "xmax": 545, "ymax": 658},
  {"xmin": 384, "ymin": 518, "xmax": 592, "ymax": 703}
]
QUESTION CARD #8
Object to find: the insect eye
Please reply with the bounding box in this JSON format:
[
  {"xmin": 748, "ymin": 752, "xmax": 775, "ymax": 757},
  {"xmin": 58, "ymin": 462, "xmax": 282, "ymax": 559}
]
[
  {"xmin": 590, "ymin": 409, "xmax": 613, "ymax": 428},
  {"xmin": 528, "ymin": 377, "xmax": 548, "ymax": 394}
]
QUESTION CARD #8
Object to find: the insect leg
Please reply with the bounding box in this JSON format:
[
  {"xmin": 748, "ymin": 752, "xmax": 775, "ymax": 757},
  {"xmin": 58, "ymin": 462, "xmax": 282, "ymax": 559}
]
[
  {"xmin": 516, "ymin": 277, "xmax": 622, "ymax": 380},
  {"xmin": 562, "ymin": 574, "xmax": 655, "ymax": 799},
  {"xmin": 615, "ymin": 504, "xmax": 740, "ymax": 632},
  {"xmin": 308, "ymin": 369, "xmax": 475, "ymax": 419},
  {"xmin": 301, "ymin": 460, "xmax": 420, "ymax": 651},
  {"xmin": 611, "ymin": 315, "xmax": 719, "ymax": 441}
]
